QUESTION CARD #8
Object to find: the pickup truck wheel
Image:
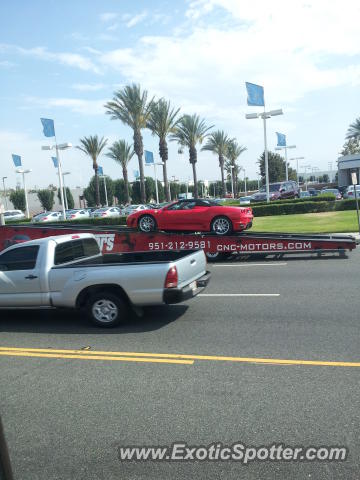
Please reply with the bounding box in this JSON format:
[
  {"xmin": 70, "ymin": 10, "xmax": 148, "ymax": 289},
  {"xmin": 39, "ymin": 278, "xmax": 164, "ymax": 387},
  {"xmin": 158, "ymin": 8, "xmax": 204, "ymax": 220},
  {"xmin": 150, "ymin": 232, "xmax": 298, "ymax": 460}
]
[
  {"xmin": 210, "ymin": 216, "xmax": 233, "ymax": 235},
  {"xmin": 138, "ymin": 215, "xmax": 157, "ymax": 233},
  {"xmin": 86, "ymin": 293, "xmax": 128, "ymax": 328}
]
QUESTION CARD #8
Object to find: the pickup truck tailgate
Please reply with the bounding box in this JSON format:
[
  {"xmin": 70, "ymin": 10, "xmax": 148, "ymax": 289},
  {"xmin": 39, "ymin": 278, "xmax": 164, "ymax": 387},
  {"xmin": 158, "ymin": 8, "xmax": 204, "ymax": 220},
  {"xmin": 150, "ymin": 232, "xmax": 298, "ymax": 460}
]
[{"xmin": 175, "ymin": 250, "xmax": 207, "ymax": 288}]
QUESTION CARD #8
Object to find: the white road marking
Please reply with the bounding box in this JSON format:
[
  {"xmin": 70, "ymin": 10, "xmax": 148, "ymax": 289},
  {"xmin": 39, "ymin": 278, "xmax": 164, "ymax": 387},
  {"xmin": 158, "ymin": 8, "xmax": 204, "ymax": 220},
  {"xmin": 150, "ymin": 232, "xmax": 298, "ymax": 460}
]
[
  {"xmin": 198, "ymin": 294, "xmax": 280, "ymax": 297},
  {"xmin": 213, "ymin": 263, "xmax": 287, "ymax": 267}
]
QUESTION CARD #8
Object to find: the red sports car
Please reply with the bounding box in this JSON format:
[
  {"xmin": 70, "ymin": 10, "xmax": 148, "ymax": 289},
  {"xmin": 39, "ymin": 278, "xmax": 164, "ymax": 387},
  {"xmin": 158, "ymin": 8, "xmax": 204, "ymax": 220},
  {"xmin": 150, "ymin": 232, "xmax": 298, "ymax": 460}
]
[{"xmin": 126, "ymin": 199, "xmax": 253, "ymax": 235}]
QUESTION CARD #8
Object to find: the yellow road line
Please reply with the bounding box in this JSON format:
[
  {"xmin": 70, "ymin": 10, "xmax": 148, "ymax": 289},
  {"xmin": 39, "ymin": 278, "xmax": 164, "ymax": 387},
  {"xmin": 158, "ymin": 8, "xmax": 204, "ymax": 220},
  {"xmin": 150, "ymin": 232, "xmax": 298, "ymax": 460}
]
[
  {"xmin": 0, "ymin": 351, "xmax": 193, "ymax": 365},
  {"xmin": 0, "ymin": 346, "xmax": 359, "ymax": 367}
]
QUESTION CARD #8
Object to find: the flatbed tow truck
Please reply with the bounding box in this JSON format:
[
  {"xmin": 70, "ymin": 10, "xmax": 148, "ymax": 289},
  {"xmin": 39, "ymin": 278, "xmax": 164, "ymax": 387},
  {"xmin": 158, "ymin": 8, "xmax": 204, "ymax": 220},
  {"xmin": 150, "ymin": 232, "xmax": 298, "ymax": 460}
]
[{"xmin": 0, "ymin": 225, "xmax": 357, "ymax": 261}]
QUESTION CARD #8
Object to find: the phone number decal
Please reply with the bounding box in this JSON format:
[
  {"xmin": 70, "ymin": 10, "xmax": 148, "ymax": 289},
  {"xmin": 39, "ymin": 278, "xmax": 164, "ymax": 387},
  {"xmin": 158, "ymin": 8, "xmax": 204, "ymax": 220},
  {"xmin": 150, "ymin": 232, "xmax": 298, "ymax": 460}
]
[{"xmin": 148, "ymin": 241, "xmax": 212, "ymax": 250}]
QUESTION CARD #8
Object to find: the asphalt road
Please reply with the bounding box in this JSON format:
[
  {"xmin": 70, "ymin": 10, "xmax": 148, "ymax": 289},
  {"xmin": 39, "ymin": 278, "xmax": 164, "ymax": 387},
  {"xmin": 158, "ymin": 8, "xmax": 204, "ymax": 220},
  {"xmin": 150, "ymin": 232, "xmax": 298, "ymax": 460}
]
[{"xmin": 1, "ymin": 249, "xmax": 360, "ymax": 479}]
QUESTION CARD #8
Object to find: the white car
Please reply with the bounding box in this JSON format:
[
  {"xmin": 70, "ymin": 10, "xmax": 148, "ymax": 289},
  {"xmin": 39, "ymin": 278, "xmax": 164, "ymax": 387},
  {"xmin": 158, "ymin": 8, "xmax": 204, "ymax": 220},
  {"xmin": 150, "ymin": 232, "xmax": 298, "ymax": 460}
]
[
  {"xmin": 3, "ymin": 210, "xmax": 25, "ymax": 221},
  {"xmin": 92, "ymin": 207, "xmax": 122, "ymax": 218},
  {"xmin": 343, "ymin": 185, "xmax": 360, "ymax": 199},
  {"xmin": 32, "ymin": 212, "xmax": 61, "ymax": 223},
  {"xmin": 123, "ymin": 204, "xmax": 147, "ymax": 216},
  {"xmin": 66, "ymin": 209, "xmax": 90, "ymax": 220}
]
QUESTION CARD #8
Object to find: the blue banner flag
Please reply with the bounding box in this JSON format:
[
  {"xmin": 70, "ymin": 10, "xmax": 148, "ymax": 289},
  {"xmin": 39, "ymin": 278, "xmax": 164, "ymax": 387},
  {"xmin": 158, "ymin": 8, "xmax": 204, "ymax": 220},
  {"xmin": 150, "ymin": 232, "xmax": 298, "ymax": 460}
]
[
  {"xmin": 134, "ymin": 170, "xmax": 139, "ymax": 179},
  {"xmin": 245, "ymin": 82, "xmax": 265, "ymax": 107},
  {"xmin": 12, "ymin": 154, "xmax": 22, "ymax": 167},
  {"xmin": 40, "ymin": 118, "xmax": 55, "ymax": 137},
  {"xmin": 276, "ymin": 132, "xmax": 286, "ymax": 147},
  {"xmin": 145, "ymin": 150, "xmax": 154, "ymax": 164},
  {"xmin": 51, "ymin": 156, "xmax": 58, "ymax": 168},
  {"xmin": 98, "ymin": 166, "xmax": 103, "ymax": 176}
]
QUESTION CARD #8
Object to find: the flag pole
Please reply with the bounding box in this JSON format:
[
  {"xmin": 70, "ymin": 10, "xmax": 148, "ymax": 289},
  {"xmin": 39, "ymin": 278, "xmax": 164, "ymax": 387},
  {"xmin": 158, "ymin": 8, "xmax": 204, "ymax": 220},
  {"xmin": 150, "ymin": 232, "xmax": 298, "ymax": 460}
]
[
  {"xmin": 55, "ymin": 135, "xmax": 66, "ymax": 220},
  {"xmin": 262, "ymin": 106, "xmax": 270, "ymax": 203}
]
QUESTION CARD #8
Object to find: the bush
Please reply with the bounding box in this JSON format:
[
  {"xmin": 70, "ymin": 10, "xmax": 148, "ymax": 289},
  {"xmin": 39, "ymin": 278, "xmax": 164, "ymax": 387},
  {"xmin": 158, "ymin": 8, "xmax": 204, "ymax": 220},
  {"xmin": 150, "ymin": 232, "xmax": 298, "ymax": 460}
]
[
  {"xmin": 252, "ymin": 201, "xmax": 335, "ymax": 217},
  {"xmin": 9, "ymin": 190, "xmax": 26, "ymax": 211},
  {"xmin": 37, "ymin": 189, "xmax": 55, "ymax": 211}
]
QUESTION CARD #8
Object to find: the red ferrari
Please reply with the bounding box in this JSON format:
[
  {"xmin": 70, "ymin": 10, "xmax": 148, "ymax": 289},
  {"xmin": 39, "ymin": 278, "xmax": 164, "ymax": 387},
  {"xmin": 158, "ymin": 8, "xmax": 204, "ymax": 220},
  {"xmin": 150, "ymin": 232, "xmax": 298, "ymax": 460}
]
[{"xmin": 126, "ymin": 199, "xmax": 253, "ymax": 235}]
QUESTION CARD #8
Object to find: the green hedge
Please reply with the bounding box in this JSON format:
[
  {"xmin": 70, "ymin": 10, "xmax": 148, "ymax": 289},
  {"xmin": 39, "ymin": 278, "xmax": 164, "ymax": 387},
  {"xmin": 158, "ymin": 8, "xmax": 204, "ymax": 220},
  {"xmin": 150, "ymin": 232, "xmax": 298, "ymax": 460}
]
[
  {"xmin": 252, "ymin": 201, "xmax": 334, "ymax": 217},
  {"xmin": 224, "ymin": 194, "xmax": 336, "ymax": 207}
]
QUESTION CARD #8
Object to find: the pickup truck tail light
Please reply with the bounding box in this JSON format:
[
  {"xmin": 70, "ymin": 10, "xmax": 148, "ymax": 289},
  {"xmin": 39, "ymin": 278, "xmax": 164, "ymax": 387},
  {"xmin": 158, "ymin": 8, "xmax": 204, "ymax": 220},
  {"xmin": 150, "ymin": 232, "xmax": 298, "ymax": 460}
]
[
  {"xmin": 70, "ymin": 214, "xmax": 76, "ymax": 218},
  {"xmin": 165, "ymin": 266, "xmax": 178, "ymax": 288}
]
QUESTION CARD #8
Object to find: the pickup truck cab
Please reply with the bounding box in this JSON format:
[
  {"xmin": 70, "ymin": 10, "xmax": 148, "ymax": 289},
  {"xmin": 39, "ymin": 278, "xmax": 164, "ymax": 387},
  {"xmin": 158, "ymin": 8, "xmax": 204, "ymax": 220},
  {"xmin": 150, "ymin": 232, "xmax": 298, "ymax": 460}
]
[{"xmin": 0, "ymin": 233, "xmax": 210, "ymax": 327}]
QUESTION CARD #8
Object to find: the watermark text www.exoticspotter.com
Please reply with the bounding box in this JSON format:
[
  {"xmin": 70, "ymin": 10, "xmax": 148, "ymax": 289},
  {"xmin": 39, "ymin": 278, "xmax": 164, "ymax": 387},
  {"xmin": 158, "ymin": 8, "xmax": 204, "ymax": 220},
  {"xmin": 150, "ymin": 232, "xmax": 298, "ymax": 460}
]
[{"xmin": 118, "ymin": 443, "xmax": 348, "ymax": 464}]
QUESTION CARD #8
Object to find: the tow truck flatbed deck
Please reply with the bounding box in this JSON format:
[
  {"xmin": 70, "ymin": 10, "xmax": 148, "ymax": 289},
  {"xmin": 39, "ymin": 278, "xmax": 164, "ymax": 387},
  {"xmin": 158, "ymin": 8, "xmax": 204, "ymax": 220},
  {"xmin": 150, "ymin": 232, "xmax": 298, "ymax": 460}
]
[{"xmin": 0, "ymin": 224, "xmax": 356, "ymax": 261}]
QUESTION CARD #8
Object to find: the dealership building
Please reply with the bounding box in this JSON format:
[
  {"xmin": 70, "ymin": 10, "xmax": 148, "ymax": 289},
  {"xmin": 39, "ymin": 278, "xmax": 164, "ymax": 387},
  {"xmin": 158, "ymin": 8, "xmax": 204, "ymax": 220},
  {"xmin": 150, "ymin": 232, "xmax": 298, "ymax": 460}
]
[{"xmin": 338, "ymin": 154, "xmax": 360, "ymax": 186}]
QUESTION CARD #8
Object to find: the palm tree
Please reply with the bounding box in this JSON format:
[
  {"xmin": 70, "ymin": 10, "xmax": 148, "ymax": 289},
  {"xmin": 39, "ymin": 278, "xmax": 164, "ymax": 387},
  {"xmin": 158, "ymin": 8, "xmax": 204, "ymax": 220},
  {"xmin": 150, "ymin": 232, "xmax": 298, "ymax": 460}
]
[
  {"xmin": 170, "ymin": 114, "xmax": 213, "ymax": 198},
  {"xmin": 77, "ymin": 135, "xmax": 107, "ymax": 207},
  {"xmin": 226, "ymin": 139, "xmax": 247, "ymax": 197},
  {"xmin": 105, "ymin": 84, "xmax": 155, "ymax": 203},
  {"xmin": 147, "ymin": 98, "xmax": 180, "ymax": 201},
  {"xmin": 201, "ymin": 130, "xmax": 231, "ymax": 197},
  {"xmin": 106, "ymin": 140, "xmax": 134, "ymax": 204},
  {"xmin": 346, "ymin": 118, "xmax": 360, "ymax": 139}
]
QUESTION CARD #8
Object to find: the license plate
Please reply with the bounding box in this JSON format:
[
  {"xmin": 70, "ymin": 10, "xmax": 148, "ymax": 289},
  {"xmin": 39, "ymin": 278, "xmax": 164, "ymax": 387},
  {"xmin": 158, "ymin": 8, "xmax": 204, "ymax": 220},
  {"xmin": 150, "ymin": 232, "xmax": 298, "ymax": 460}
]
[{"xmin": 189, "ymin": 281, "xmax": 197, "ymax": 291}]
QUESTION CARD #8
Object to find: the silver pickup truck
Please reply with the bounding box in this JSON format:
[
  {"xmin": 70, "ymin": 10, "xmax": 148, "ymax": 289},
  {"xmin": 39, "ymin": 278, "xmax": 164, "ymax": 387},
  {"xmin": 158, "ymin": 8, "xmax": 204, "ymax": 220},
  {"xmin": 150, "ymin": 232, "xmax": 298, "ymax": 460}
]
[{"xmin": 0, "ymin": 233, "xmax": 210, "ymax": 327}]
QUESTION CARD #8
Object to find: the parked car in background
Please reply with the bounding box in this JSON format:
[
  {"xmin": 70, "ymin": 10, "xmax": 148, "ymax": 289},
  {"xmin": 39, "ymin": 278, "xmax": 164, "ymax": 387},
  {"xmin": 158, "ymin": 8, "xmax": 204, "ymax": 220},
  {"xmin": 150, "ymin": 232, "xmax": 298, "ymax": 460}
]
[
  {"xmin": 32, "ymin": 212, "xmax": 62, "ymax": 223},
  {"xmin": 127, "ymin": 198, "xmax": 253, "ymax": 235},
  {"xmin": 3, "ymin": 210, "xmax": 25, "ymax": 222},
  {"xmin": 92, "ymin": 207, "xmax": 122, "ymax": 218},
  {"xmin": 123, "ymin": 204, "xmax": 147, "ymax": 216},
  {"xmin": 300, "ymin": 191, "xmax": 311, "ymax": 198},
  {"xmin": 251, "ymin": 181, "xmax": 300, "ymax": 202},
  {"xmin": 343, "ymin": 185, "xmax": 360, "ymax": 199},
  {"xmin": 307, "ymin": 188, "xmax": 320, "ymax": 197},
  {"xmin": 66, "ymin": 209, "xmax": 90, "ymax": 220},
  {"xmin": 321, "ymin": 188, "xmax": 342, "ymax": 200},
  {"xmin": 84, "ymin": 207, "xmax": 98, "ymax": 216},
  {"xmin": 239, "ymin": 196, "xmax": 252, "ymax": 205}
]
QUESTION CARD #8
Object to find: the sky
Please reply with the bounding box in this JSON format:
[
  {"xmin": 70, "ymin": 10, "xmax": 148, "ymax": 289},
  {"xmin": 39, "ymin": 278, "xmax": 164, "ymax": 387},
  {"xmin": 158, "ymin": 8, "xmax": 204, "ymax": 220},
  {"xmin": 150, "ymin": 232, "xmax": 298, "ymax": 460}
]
[{"xmin": 1, "ymin": 0, "xmax": 360, "ymax": 189}]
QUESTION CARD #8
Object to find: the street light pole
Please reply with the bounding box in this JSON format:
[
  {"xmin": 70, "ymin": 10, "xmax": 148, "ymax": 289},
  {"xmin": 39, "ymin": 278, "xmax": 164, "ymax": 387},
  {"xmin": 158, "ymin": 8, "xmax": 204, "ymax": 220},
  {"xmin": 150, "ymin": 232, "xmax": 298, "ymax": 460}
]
[
  {"xmin": 16, "ymin": 169, "xmax": 31, "ymax": 218},
  {"xmin": 62, "ymin": 172, "xmax": 71, "ymax": 210},
  {"xmin": 229, "ymin": 165, "xmax": 234, "ymax": 198},
  {"xmin": 289, "ymin": 157, "xmax": 304, "ymax": 185},
  {"xmin": 275, "ymin": 145, "xmax": 296, "ymax": 181},
  {"xmin": 42, "ymin": 142, "xmax": 72, "ymax": 219},
  {"xmin": 246, "ymin": 109, "xmax": 283, "ymax": 203},
  {"xmin": 2, "ymin": 177, "xmax": 8, "ymax": 209}
]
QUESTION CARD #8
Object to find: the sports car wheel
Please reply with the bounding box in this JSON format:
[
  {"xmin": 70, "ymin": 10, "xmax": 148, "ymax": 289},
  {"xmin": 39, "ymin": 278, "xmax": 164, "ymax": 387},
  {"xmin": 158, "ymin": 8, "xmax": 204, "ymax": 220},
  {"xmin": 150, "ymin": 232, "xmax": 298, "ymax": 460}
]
[
  {"xmin": 138, "ymin": 215, "xmax": 157, "ymax": 232},
  {"xmin": 211, "ymin": 216, "xmax": 233, "ymax": 235}
]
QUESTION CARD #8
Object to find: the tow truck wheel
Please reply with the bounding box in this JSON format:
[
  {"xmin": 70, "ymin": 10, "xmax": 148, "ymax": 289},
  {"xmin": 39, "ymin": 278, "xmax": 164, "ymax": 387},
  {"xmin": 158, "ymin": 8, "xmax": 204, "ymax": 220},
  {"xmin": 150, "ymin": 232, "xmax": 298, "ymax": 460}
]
[
  {"xmin": 86, "ymin": 292, "xmax": 128, "ymax": 327},
  {"xmin": 210, "ymin": 216, "xmax": 233, "ymax": 236},
  {"xmin": 206, "ymin": 252, "xmax": 229, "ymax": 262},
  {"xmin": 138, "ymin": 215, "xmax": 157, "ymax": 233}
]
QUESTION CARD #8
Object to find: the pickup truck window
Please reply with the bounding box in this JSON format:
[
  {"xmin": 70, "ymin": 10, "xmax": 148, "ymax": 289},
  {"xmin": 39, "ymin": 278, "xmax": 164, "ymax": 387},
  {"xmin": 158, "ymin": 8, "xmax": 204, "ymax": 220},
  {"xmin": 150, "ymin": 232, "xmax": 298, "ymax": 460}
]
[
  {"xmin": 0, "ymin": 245, "xmax": 39, "ymax": 271},
  {"xmin": 54, "ymin": 238, "xmax": 99, "ymax": 265}
]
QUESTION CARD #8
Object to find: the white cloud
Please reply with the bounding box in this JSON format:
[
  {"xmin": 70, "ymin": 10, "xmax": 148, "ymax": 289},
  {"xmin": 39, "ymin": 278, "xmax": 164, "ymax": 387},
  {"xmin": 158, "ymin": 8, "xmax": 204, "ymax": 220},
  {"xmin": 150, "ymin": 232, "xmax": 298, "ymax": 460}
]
[
  {"xmin": 71, "ymin": 83, "xmax": 106, "ymax": 92},
  {"xmin": 24, "ymin": 96, "xmax": 106, "ymax": 115},
  {"xmin": 0, "ymin": 44, "xmax": 100, "ymax": 73},
  {"xmin": 123, "ymin": 11, "xmax": 148, "ymax": 28},
  {"xmin": 0, "ymin": 60, "xmax": 16, "ymax": 68},
  {"xmin": 100, "ymin": 12, "xmax": 118, "ymax": 22}
]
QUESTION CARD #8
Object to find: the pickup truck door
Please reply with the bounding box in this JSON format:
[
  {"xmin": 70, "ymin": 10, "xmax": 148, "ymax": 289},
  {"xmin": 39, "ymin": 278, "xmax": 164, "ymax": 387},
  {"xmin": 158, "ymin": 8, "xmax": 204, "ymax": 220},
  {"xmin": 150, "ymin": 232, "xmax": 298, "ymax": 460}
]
[{"xmin": 0, "ymin": 245, "xmax": 43, "ymax": 306}]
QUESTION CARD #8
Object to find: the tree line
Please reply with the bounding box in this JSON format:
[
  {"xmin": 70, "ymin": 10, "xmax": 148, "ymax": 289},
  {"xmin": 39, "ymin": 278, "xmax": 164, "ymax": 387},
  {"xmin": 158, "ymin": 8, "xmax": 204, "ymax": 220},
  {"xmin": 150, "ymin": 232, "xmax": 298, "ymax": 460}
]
[{"xmin": 76, "ymin": 84, "xmax": 248, "ymax": 206}]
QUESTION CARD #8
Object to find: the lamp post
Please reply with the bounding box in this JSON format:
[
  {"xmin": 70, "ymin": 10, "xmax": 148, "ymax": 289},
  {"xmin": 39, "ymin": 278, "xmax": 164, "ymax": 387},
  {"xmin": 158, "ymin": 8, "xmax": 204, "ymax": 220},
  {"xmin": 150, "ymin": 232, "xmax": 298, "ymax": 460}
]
[
  {"xmin": 62, "ymin": 171, "xmax": 71, "ymax": 210},
  {"xmin": 229, "ymin": 165, "xmax": 235, "ymax": 198},
  {"xmin": 2, "ymin": 177, "xmax": 8, "ymax": 209},
  {"xmin": 312, "ymin": 166, "xmax": 319, "ymax": 183},
  {"xmin": 15, "ymin": 168, "xmax": 31, "ymax": 218},
  {"xmin": 245, "ymin": 109, "xmax": 283, "ymax": 202},
  {"xmin": 239, "ymin": 167, "xmax": 247, "ymax": 195},
  {"xmin": 275, "ymin": 145, "xmax": 296, "ymax": 181},
  {"xmin": 289, "ymin": 157, "xmax": 304, "ymax": 185},
  {"xmin": 145, "ymin": 161, "xmax": 164, "ymax": 204},
  {"xmin": 301, "ymin": 165, "xmax": 311, "ymax": 190},
  {"xmin": 42, "ymin": 142, "xmax": 72, "ymax": 219}
]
